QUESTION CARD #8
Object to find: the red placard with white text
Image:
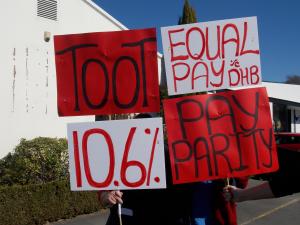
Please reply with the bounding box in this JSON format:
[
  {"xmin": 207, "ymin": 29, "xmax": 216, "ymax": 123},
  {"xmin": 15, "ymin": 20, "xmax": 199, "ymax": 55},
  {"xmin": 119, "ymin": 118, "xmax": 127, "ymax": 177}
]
[
  {"xmin": 161, "ymin": 17, "xmax": 261, "ymax": 95},
  {"xmin": 163, "ymin": 87, "xmax": 278, "ymax": 184},
  {"xmin": 67, "ymin": 118, "xmax": 166, "ymax": 190},
  {"xmin": 54, "ymin": 28, "xmax": 160, "ymax": 116}
]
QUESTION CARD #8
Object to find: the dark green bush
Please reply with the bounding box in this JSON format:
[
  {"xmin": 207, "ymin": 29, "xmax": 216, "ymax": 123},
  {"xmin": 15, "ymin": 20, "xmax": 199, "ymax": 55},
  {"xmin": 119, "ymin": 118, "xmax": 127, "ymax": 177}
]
[
  {"xmin": 0, "ymin": 137, "xmax": 68, "ymax": 185},
  {"xmin": 0, "ymin": 180, "xmax": 99, "ymax": 225}
]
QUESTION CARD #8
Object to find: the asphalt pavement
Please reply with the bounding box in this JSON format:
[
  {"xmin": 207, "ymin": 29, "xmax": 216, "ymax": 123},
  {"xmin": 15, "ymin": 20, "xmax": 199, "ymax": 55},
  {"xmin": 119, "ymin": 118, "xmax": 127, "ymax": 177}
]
[
  {"xmin": 50, "ymin": 179, "xmax": 300, "ymax": 225},
  {"xmin": 49, "ymin": 211, "xmax": 109, "ymax": 225},
  {"xmin": 237, "ymin": 180, "xmax": 300, "ymax": 225}
]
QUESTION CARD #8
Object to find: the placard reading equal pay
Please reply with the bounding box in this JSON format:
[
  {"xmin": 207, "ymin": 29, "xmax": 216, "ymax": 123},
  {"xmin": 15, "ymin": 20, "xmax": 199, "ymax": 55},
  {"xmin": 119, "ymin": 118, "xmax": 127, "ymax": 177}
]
[{"xmin": 161, "ymin": 17, "xmax": 261, "ymax": 95}]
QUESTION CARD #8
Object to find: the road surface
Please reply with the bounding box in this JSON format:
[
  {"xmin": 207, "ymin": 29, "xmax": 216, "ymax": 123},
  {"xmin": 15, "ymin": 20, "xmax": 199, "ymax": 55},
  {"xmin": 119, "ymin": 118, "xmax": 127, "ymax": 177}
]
[{"xmin": 50, "ymin": 180, "xmax": 300, "ymax": 225}]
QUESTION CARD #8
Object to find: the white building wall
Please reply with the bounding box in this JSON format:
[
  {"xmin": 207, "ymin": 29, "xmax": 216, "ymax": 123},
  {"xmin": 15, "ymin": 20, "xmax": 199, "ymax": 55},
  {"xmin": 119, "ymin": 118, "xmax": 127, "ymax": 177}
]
[
  {"xmin": 263, "ymin": 82, "xmax": 300, "ymax": 133},
  {"xmin": 269, "ymin": 102, "xmax": 273, "ymax": 120},
  {"xmin": 0, "ymin": 0, "xmax": 162, "ymax": 158},
  {"xmin": 290, "ymin": 107, "xmax": 300, "ymax": 133}
]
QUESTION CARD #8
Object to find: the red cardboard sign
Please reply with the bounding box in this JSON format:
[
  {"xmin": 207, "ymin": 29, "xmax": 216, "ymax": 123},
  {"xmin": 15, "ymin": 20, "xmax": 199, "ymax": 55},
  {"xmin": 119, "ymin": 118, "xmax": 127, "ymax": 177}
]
[
  {"xmin": 163, "ymin": 87, "xmax": 278, "ymax": 184},
  {"xmin": 54, "ymin": 28, "xmax": 160, "ymax": 116}
]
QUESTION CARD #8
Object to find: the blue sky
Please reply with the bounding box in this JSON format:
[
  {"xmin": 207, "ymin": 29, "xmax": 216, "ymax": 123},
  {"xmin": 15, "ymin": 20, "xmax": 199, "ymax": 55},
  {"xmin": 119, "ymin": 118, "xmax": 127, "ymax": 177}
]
[{"xmin": 93, "ymin": 0, "xmax": 300, "ymax": 83}]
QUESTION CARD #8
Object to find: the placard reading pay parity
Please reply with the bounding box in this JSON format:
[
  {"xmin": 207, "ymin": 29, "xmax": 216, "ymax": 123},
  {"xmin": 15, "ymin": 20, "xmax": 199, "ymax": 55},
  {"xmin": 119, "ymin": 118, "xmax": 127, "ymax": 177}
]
[
  {"xmin": 67, "ymin": 118, "xmax": 166, "ymax": 190},
  {"xmin": 161, "ymin": 17, "xmax": 261, "ymax": 95}
]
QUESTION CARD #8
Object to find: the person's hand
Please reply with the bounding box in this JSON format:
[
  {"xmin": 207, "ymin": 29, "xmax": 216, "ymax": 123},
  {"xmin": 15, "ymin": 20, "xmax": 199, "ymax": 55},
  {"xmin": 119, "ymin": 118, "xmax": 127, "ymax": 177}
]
[
  {"xmin": 223, "ymin": 185, "xmax": 241, "ymax": 202},
  {"xmin": 224, "ymin": 182, "xmax": 275, "ymax": 202},
  {"xmin": 100, "ymin": 190, "xmax": 123, "ymax": 208}
]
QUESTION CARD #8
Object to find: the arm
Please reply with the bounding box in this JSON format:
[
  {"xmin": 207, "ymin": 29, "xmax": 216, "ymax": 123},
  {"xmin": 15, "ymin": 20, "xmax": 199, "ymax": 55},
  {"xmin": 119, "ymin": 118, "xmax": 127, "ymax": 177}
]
[{"xmin": 224, "ymin": 182, "xmax": 275, "ymax": 202}]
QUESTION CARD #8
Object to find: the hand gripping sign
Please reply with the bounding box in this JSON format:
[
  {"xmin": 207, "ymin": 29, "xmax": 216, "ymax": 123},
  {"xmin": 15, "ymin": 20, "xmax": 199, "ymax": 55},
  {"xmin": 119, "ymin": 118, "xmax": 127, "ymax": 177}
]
[
  {"xmin": 54, "ymin": 28, "xmax": 160, "ymax": 116},
  {"xmin": 67, "ymin": 118, "xmax": 166, "ymax": 190},
  {"xmin": 163, "ymin": 87, "xmax": 278, "ymax": 184},
  {"xmin": 161, "ymin": 17, "xmax": 261, "ymax": 95}
]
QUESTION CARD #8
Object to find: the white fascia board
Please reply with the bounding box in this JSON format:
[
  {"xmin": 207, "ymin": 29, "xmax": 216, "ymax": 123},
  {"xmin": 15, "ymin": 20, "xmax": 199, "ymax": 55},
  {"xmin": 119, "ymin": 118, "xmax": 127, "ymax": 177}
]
[
  {"xmin": 228, "ymin": 82, "xmax": 300, "ymax": 104},
  {"xmin": 83, "ymin": 0, "xmax": 163, "ymax": 58},
  {"xmin": 83, "ymin": 0, "xmax": 128, "ymax": 30},
  {"xmin": 262, "ymin": 82, "xmax": 300, "ymax": 104}
]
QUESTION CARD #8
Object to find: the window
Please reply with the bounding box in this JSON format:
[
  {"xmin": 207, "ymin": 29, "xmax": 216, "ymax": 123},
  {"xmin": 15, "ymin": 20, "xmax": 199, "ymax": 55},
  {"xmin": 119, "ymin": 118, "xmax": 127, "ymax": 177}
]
[{"xmin": 37, "ymin": 0, "xmax": 57, "ymax": 21}]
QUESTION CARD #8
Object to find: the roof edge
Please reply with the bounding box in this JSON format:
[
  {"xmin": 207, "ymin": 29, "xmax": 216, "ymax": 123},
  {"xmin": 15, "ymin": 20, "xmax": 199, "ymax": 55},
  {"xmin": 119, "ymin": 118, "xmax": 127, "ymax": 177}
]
[
  {"xmin": 269, "ymin": 97, "xmax": 300, "ymax": 108},
  {"xmin": 263, "ymin": 81, "xmax": 300, "ymax": 86},
  {"xmin": 83, "ymin": 0, "xmax": 128, "ymax": 30},
  {"xmin": 82, "ymin": 0, "xmax": 162, "ymax": 58}
]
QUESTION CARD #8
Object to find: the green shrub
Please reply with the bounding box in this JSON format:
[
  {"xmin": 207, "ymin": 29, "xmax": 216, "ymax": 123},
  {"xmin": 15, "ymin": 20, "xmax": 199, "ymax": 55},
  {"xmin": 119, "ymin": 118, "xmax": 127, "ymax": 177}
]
[
  {"xmin": 0, "ymin": 180, "xmax": 99, "ymax": 225},
  {"xmin": 0, "ymin": 137, "xmax": 68, "ymax": 185}
]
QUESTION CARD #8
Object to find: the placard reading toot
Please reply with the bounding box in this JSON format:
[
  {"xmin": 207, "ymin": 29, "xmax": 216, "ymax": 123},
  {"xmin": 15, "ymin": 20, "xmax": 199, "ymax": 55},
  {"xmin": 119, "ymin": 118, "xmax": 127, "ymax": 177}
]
[
  {"xmin": 54, "ymin": 28, "xmax": 160, "ymax": 116},
  {"xmin": 163, "ymin": 87, "xmax": 278, "ymax": 184},
  {"xmin": 67, "ymin": 118, "xmax": 166, "ymax": 190},
  {"xmin": 161, "ymin": 17, "xmax": 261, "ymax": 95}
]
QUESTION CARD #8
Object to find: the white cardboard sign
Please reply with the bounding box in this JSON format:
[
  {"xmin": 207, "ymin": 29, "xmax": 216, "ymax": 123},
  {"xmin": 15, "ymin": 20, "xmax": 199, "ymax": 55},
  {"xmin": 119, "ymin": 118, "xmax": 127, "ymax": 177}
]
[
  {"xmin": 67, "ymin": 118, "xmax": 166, "ymax": 190},
  {"xmin": 161, "ymin": 17, "xmax": 261, "ymax": 95}
]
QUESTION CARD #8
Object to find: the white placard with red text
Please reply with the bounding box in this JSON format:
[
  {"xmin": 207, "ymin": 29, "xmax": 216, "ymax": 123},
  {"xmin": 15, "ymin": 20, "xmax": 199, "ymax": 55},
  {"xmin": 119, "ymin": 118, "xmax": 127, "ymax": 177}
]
[
  {"xmin": 161, "ymin": 16, "xmax": 261, "ymax": 95},
  {"xmin": 67, "ymin": 118, "xmax": 166, "ymax": 190}
]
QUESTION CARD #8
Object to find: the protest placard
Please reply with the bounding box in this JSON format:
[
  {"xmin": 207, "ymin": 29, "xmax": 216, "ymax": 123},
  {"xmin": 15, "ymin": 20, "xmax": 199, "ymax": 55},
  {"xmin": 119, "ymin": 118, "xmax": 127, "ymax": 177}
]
[
  {"xmin": 67, "ymin": 118, "xmax": 166, "ymax": 190},
  {"xmin": 161, "ymin": 17, "xmax": 261, "ymax": 95},
  {"xmin": 54, "ymin": 28, "xmax": 160, "ymax": 116},
  {"xmin": 163, "ymin": 87, "xmax": 278, "ymax": 184}
]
